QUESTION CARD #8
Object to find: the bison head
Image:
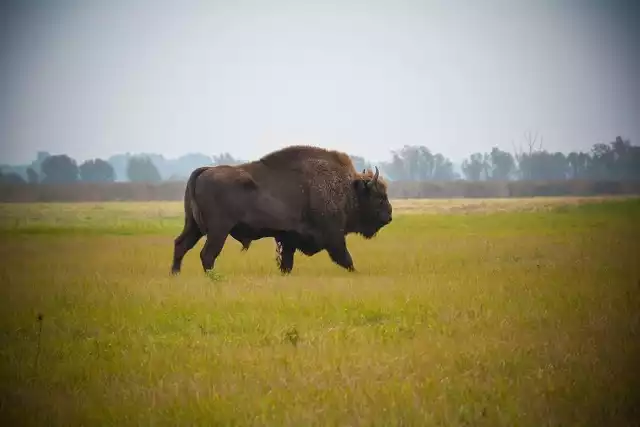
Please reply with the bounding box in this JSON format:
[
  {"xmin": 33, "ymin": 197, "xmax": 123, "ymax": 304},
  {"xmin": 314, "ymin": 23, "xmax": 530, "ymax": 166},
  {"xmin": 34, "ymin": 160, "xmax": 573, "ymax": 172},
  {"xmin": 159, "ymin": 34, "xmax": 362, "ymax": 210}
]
[{"xmin": 353, "ymin": 166, "xmax": 393, "ymax": 239}]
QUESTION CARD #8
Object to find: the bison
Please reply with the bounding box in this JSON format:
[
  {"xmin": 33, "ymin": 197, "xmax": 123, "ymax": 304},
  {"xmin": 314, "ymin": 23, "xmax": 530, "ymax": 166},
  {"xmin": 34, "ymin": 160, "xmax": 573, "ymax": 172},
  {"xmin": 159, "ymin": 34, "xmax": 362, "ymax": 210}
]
[{"xmin": 170, "ymin": 145, "xmax": 393, "ymax": 275}]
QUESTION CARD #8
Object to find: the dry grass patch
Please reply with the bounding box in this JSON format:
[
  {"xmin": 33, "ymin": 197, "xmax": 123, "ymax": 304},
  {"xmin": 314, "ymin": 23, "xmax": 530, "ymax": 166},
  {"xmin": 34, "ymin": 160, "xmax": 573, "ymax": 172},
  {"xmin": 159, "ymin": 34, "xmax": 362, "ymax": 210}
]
[{"xmin": 391, "ymin": 195, "xmax": 638, "ymax": 215}]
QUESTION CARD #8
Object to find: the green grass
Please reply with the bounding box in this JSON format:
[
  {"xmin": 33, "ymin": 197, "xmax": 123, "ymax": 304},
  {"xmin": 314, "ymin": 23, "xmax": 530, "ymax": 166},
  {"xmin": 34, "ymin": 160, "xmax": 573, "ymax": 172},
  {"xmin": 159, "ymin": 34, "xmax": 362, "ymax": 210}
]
[{"xmin": 1, "ymin": 197, "xmax": 639, "ymax": 426}]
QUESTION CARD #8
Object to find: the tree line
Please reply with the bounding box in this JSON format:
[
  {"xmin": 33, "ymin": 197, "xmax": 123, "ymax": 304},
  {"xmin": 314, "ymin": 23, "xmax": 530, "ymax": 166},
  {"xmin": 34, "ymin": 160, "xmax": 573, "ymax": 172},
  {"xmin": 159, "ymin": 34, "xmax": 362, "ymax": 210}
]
[
  {"xmin": 1, "ymin": 134, "xmax": 638, "ymax": 185},
  {"xmin": 380, "ymin": 133, "xmax": 640, "ymax": 182},
  {"xmin": 459, "ymin": 133, "xmax": 640, "ymax": 182},
  {"xmin": 0, "ymin": 151, "xmax": 244, "ymax": 185}
]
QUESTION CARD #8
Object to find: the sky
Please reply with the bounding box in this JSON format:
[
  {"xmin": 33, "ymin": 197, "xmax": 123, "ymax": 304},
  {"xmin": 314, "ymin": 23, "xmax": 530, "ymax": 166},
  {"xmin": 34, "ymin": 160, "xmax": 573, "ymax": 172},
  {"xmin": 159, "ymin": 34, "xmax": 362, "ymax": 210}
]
[{"xmin": 1, "ymin": 0, "xmax": 638, "ymax": 165}]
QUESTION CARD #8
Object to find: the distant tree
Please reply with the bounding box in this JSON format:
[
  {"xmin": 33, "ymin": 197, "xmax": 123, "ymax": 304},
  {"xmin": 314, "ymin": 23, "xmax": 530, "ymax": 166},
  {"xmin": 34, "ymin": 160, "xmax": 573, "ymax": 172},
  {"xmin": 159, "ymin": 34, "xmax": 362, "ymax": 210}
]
[
  {"xmin": 512, "ymin": 131, "xmax": 542, "ymax": 180},
  {"xmin": 519, "ymin": 151, "xmax": 568, "ymax": 180},
  {"xmin": 107, "ymin": 152, "xmax": 168, "ymax": 181},
  {"xmin": 461, "ymin": 153, "xmax": 488, "ymax": 181},
  {"xmin": 29, "ymin": 151, "xmax": 51, "ymax": 175},
  {"xmin": 422, "ymin": 146, "xmax": 454, "ymax": 180},
  {"xmin": 36, "ymin": 151, "xmax": 50, "ymax": 162},
  {"xmin": 212, "ymin": 152, "xmax": 242, "ymax": 166},
  {"xmin": 41, "ymin": 154, "xmax": 79, "ymax": 183},
  {"xmin": 380, "ymin": 145, "xmax": 457, "ymax": 181},
  {"xmin": 107, "ymin": 153, "xmax": 131, "ymax": 182},
  {"xmin": 126, "ymin": 156, "xmax": 162, "ymax": 183},
  {"xmin": 167, "ymin": 153, "xmax": 213, "ymax": 178},
  {"xmin": 0, "ymin": 170, "xmax": 26, "ymax": 184},
  {"xmin": 431, "ymin": 153, "xmax": 458, "ymax": 180},
  {"xmin": 399, "ymin": 145, "xmax": 427, "ymax": 180},
  {"xmin": 144, "ymin": 153, "xmax": 168, "ymax": 179},
  {"xmin": 26, "ymin": 167, "xmax": 39, "ymax": 184},
  {"xmin": 567, "ymin": 151, "xmax": 591, "ymax": 179},
  {"xmin": 511, "ymin": 131, "xmax": 567, "ymax": 180},
  {"xmin": 548, "ymin": 152, "xmax": 569, "ymax": 180},
  {"xmin": 588, "ymin": 142, "xmax": 615, "ymax": 180},
  {"xmin": 79, "ymin": 159, "xmax": 115, "ymax": 182},
  {"xmin": 408, "ymin": 146, "xmax": 431, "ymax": 180},
  {"xmin": 487, "ymin": 147, "xmax": 516, "ymax": 180},
  {"xmin": 627, "ymin": 143, "xmax": 640, "ymax": 181},
  {"xmin": 595, "ymin": 136, "xmax": 640, "ymax": 180},
  {"xmin": 349, "ymin": 155, "xmax": 372, "ymax": 173},
  {"xmin": 380, "ymin": 152, "xmax": 407, "ymax": 181}
]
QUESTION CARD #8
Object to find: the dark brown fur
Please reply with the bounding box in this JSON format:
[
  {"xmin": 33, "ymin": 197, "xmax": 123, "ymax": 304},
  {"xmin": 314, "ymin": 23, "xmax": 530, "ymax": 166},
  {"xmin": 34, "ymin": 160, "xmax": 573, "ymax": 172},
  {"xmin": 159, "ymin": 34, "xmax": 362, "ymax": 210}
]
[{"xmin": 170, "ymin": 145, "xmax": 393, "ymax": 275}]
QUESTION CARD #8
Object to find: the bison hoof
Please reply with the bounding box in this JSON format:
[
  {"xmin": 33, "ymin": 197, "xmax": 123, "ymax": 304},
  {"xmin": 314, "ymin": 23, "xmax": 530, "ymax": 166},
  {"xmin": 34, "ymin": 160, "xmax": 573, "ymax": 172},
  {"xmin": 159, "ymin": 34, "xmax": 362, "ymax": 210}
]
[{"xmin": 171, "ymin": 268, "xmax": 181, "ymax": 275}]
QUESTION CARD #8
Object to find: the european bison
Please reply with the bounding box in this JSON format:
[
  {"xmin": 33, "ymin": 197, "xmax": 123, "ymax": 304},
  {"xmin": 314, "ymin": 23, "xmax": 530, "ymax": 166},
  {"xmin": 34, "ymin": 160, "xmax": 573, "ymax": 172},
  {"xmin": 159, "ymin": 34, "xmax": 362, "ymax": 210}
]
[{"xmin": 170, "ymin": 145, "xmax": 393, "ymax": 275}]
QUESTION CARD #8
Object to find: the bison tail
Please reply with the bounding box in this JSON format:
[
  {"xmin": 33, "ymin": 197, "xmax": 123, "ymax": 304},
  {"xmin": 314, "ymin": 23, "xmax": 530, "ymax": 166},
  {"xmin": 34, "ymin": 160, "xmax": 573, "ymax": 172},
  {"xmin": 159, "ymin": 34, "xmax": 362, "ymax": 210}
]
[{"xmin": 185, "ymin": 166, "xmax": 209, "ymax": 234}]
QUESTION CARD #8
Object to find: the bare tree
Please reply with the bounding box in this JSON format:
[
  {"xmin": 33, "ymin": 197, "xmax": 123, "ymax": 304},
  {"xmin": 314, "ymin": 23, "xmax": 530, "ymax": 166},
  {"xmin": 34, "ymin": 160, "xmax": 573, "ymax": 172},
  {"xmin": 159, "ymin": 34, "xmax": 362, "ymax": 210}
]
[{"xmin": 512, "ymin": 130, "xmax": 544, "ymax": 180}]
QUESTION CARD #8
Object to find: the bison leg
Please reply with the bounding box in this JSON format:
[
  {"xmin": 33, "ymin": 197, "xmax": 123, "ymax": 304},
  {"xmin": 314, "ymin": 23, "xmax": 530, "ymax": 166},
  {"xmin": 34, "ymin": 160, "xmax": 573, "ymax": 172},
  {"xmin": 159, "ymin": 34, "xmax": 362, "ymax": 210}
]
[
  {"xmin": 326, "ymin": 237, "xmax": 356, "ymax": 272},
  {"xmin": 171, "ymin": 225, "xmax": 203, "ymax": 275},
  {"xmin": 200, "ymin": 230, "xmax": 230, "ymax": 273},
  {"xmin": 275, "ymin": 238, "xmax": 295, "ymax": 274}
]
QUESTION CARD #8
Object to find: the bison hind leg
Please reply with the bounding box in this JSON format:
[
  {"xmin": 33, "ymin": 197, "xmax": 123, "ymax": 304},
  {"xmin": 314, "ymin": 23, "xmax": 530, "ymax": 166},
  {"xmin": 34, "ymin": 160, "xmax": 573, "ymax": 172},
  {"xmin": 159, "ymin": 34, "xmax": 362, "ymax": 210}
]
[{"xmin": 171, "ymin": 223, "xmax": 203, "ymax": 275}]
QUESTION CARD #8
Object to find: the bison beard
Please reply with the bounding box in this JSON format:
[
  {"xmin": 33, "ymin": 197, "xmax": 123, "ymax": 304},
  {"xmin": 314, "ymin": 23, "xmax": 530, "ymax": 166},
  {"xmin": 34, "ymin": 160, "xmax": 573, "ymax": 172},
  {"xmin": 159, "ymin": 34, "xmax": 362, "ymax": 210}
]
[{"xmin": 170, "ymin": 145, "xmax": 393, "ymax": 275}]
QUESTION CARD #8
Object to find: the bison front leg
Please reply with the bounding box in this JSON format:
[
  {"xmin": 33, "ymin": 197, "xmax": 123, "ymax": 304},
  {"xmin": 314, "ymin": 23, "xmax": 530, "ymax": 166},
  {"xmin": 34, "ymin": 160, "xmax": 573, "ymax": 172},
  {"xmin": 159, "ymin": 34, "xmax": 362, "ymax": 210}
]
[
  {"xmin": 326, "ymin": 236, "xmax": 356, "ymax": 272},
  {"xmin": 275, "ymin": 238, "xmax": 295, "ymax": 274}
]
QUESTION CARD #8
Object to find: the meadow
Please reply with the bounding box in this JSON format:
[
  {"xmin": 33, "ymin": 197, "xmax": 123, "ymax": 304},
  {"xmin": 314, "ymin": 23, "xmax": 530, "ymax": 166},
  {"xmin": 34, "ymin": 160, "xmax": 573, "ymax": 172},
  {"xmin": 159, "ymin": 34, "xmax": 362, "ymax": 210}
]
[{"xmin": 0, "ymin": 196, "xmax": 639, "ymax": 426}]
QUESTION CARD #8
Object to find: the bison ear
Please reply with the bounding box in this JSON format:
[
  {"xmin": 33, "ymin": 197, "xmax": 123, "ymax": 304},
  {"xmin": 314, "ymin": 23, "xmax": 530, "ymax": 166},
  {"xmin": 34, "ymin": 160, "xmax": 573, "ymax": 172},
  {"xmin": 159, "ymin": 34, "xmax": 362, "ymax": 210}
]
[{"xmin": 353, "ymin": 178, "xmax": 369, "ymax": 193}]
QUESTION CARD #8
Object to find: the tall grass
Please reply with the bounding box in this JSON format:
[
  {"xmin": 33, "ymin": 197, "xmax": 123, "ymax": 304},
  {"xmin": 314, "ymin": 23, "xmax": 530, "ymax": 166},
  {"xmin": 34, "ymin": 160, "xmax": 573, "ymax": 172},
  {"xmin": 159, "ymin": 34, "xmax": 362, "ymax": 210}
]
[{"xmin": 0, "ymin": 197, "xmax": 639, "ymax": 426}]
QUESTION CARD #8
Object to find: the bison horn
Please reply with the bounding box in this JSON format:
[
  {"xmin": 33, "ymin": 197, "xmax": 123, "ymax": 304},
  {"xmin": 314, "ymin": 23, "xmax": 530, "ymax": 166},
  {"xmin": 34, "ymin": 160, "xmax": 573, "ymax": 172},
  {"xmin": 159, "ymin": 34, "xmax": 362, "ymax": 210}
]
[{"xmin": 366, "ymin": 166, "xmax": 379, "ymax": 189}]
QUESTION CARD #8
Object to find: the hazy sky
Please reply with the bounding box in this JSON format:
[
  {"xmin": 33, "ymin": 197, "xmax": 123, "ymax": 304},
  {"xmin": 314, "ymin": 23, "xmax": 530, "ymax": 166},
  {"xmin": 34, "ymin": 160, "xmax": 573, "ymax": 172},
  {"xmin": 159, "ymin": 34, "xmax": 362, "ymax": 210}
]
[{"xmin": 1, "ymin": 0, "xmax": 638, "ymax": 165}]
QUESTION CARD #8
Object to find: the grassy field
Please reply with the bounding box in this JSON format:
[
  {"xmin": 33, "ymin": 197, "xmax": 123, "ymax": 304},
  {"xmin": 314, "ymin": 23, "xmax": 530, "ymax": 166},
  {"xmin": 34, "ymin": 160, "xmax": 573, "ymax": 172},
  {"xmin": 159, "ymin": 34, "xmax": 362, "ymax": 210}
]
[{"xmin": 0, "ymin": 196, "xmax": 639, "ymax": 426}]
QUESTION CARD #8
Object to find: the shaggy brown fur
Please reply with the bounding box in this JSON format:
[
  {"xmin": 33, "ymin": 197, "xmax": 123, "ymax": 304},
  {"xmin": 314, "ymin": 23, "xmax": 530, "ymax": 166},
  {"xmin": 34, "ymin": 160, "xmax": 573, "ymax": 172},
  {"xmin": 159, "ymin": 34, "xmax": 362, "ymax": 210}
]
[{"xmin": 171, "ymin": 145, "xmax": 393, "ymax": 275}]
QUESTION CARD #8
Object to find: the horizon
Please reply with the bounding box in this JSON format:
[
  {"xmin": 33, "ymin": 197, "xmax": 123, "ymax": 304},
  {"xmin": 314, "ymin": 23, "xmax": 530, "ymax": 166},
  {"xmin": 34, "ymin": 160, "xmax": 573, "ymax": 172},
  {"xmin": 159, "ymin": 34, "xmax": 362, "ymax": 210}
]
[
  {"xmin": 1, "ymin": 131, "xmax": 634, "ymax": 169},
  {"xmin": 1, "ymin": 1, "xmax": 639, "ymax": 166}
]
